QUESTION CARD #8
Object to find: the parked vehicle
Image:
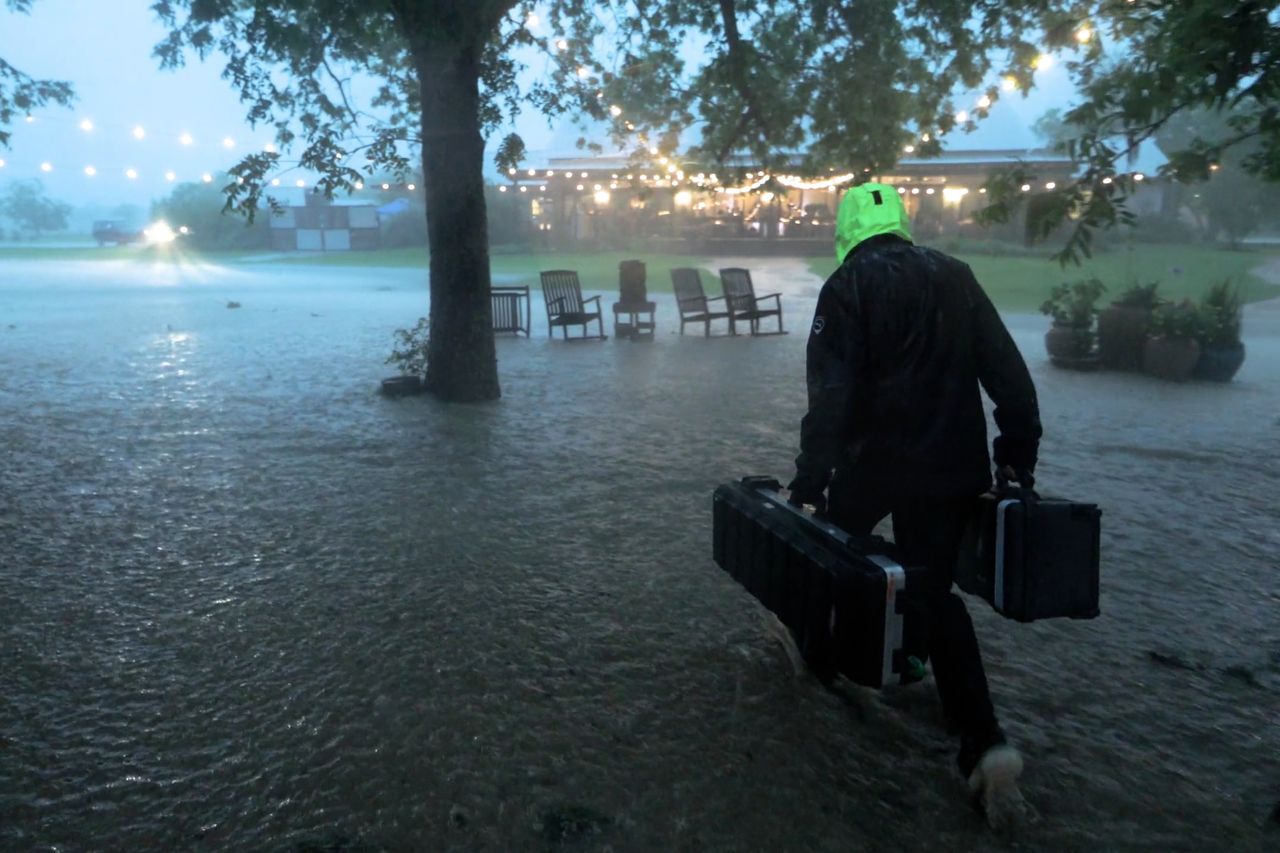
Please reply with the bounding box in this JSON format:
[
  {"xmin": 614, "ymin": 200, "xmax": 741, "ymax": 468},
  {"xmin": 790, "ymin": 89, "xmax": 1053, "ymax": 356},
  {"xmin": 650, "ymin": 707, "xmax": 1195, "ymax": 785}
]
[{"xmin": 91, "ymin": 220, "xmax": 144, "ymax": 246}]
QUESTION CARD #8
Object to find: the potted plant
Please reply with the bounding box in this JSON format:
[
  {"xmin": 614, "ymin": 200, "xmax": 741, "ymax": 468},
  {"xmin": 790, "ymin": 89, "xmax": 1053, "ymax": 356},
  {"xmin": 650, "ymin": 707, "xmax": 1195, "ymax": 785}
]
[
  {"xmin": 1143, "ymin": 299, "xmax": 1203, "ymax": 382},
  {"xmin": 381, "ymin": 316, "xmax": 430, "ymax": 396},
  {"xmin": 1098, "ymin": 281, "xmax": 1162, "ymax": 371},
  {"xmin": 1193, "ymin": 279, "xmax": 1246, "ymax": 382},
  {"xmin": 1040, "ymin": 278, "xmax": 1105, "ymax": 368}
]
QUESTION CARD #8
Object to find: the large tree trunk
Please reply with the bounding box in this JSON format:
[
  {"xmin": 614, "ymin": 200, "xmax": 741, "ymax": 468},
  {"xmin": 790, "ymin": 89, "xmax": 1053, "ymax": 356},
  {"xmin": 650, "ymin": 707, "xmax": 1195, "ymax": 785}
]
[{"xmin": 409, "ymin": 27, "xmax": 500, "ymax": 402}]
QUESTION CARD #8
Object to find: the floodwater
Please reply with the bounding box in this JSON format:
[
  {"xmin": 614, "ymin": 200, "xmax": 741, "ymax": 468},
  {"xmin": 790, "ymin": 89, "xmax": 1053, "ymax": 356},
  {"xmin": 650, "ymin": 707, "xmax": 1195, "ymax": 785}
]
[{"xmin": 1, "ymin": 254, "xmax": 1277, "ymax": 852}]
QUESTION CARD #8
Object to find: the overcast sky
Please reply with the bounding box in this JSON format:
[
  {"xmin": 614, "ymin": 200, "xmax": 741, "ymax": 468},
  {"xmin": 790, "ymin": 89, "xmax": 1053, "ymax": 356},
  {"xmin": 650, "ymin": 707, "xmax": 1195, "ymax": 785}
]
[{"xmin": 1, "ymin": 1, "xmax": 1079, "ymax": 209}]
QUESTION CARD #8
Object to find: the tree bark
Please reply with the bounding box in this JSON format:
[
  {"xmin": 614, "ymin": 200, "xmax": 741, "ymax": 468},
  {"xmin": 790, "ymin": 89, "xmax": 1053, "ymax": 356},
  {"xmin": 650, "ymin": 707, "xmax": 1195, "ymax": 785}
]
[{"xmin": 404, "ymin": 15, "xmax": 500, "ymax": 402}]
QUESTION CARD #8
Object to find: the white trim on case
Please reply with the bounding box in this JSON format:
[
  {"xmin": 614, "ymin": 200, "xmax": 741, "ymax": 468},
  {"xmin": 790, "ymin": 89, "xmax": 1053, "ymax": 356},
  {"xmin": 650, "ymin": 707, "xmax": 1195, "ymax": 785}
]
[
  {"xmin": 994, "ymin": 498, "xmax": 1020, "ymax": 613},
  {"xmin": 867, "ymin": 554, "xmax": 906, "ymax": 686}
]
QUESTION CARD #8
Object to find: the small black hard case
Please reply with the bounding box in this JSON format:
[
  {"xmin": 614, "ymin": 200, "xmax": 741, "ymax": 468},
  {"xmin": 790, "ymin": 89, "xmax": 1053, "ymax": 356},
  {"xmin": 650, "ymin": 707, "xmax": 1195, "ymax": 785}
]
[
  {"xmin": 955, "ymin": 485, "xmax": 1101, "ymax": 623},
  {"xmin": 712, "ymin": 476, "xmax": 929, "ymax": 689}
]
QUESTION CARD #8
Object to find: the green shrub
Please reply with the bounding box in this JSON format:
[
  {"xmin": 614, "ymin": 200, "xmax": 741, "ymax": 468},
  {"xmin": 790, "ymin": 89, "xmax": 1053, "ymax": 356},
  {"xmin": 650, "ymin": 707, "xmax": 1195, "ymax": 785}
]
[
  {"xmin": 1199, "ymin": 279, "xmax": 1242, "ymax": 345},
  {"xmin": 1148, "ymin": 299, "xmax": 1204, "ymax": 340},
  {"xmin": 1040, "ymin": 278, "xmax": 1107, "ymax": 326},
  {"xmin": 1114, "ymin": 281, "xmax": 1163, "ymax": 308},
  {"xmin": 386, "ymin": 317, "xmax": 429, "ymax": 378}
]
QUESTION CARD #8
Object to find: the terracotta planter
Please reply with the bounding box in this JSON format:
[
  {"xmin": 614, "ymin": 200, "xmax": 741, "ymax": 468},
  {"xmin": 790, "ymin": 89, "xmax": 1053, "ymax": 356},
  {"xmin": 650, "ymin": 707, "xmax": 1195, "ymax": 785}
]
[
  {"xmin": 1193, "ymin": 342, "xmax": 1246, "ymax": 382},
  {"xmin": 1045, "ymin": 323, "xmax": 1099, "ymax": 369},
  {"xmin": 1098, "ymin": 304, "xmax": 1151, "ymax": 371},
  {"xmin": 1143, "ymin": 335, "xmax": 1201, "ymax": 382}
]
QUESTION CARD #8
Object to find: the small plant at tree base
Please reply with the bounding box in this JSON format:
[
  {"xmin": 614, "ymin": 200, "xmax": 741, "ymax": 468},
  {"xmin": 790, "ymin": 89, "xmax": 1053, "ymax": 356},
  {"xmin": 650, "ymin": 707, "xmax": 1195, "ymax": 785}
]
[
  {"xmin": 386, "ymin": 317, "xmax": 429, "ymax": 379},
  {"xmin": 1040, "ymin": 278, "xmax": 1107, "ymax": 327},
  {"xmin": 1148, "ymin": 299, "xmax": 1204, "ymax": 340},
  {"xmin": 1198, "ymin": 279, "xmax": 1242, "ymax": 346},
  {"xmin": 1114, "ymin": 281, "xmax": 1163, "ymax": 309}
]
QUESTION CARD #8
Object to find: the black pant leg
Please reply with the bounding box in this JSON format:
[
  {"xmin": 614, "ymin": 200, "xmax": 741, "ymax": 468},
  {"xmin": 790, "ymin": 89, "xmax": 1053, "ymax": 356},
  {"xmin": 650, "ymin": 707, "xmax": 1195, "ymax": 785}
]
[{"xmin": 891, "ymin": 497, "xmax": 1003, "ymax": 770}]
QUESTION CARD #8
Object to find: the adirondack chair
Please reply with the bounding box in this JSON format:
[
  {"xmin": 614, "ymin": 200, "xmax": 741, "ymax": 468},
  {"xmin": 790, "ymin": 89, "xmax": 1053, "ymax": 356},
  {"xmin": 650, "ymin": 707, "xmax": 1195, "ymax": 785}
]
[
  {"xmin": 540, "ymin": 270, "xmax": 606, "ymax": 340},
  {"xmin": 612, "ymin": 259, "xmax": 656, "ymax": 340},
  {"xmin": 670, "ymin": 267, "xmax": 732, "ymax": 336},
  {"xmin": 719, "ymin": 267, "xmax": 785, "ymax": 336}
]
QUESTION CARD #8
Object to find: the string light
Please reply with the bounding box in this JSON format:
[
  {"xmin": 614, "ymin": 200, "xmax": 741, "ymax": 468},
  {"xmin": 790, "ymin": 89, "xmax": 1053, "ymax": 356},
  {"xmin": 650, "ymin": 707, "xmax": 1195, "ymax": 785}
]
[
  {"xmin": 1002, "ymin": 76, "xmax": 1017, "ymax": 92},
  {"xmin": 295, "ymin": 179, "xmax": 306, "ymax": 188},
  {"xmin": 1045, "ymin": 181, "xmax": 1056, "ymax": 189},
  {"xmin": 609, "ymin": 105, "xmax": 622, "ymax": 117},
  {"xmin": 977, "ymin": 95, "xmax": 991, "ymax": 109},
  {"xmin": 132, "ymin": 125, "xmax": 146, "ymax": 139},
  {"xmin": 776, "ymin": 173, "xmax": 855, "ymax": 190},
  {"xmin": 165, "ymin": 170, "xmax": 176, "ymax": 182},
  {"xmin": 1076, "ymin": 26, "xmax": 1092, "ymax": 43},
  {"xmin": 40, "ymin": 161, "xmax": 52, "ymax": 172},
  {"xmin": 202, "ymin": 173, "xmax": 213, "ymax": 183},
  {"xmin": 222, "ymin": 136, "xmax": 235, "ymax": 148},
  {"xmin": 904, "ymin": 144, "xmax": 915, "ymax": 153},
  {"xmin": 263, "ymin": 142, "xmax": 277, "ymax": 153},
  {"xmin": 955, "ymin": 110, "xmax": 969, "ymax": 123},
  {"xmin": 79, "ymin": 119, "xmax": 94, "ymax": 132},
  {"xmin": 84, "ymin": 165, "xmax": 96, "ymax": 176},
  {"xmin": 179, "ymin": 132, "xmax": 194, "ymax": 146},
  {"xmin": 1032, "ymin": 54, "xmax": 1052, "ymax": 70},
  {"xmin": 126, "ymin": 168, "xmax": 138, "ymax": 179},
  {"xmin": 555, "ymin": 38, "xmax": 568, "ymax": 51}
]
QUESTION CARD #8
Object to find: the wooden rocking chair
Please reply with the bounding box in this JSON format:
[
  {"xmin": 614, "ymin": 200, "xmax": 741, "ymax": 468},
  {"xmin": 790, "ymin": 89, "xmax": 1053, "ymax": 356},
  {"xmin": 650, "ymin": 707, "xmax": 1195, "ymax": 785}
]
[{"xmin": 540, "ymin": 270, "xmax": 607, "ymax": 340}]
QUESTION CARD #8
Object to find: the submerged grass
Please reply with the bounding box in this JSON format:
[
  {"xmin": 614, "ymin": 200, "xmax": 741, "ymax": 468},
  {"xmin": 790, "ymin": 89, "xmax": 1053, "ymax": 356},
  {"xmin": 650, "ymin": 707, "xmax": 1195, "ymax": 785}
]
[{"xmin": 4, "ymin": 241, "xmax": 1275, "ymax": 311}]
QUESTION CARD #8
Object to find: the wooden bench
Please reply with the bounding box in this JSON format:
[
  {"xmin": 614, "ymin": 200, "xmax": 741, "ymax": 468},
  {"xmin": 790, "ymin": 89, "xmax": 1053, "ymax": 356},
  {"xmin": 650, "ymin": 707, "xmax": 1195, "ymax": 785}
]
[
  {"xmin": 671, "ymin": 267, "xmax": 732, "ymax": 336},
  {"xmin": 491, "ymin": 285, "xmax": 530, "ymax": 336},
  {"xmin": 540, "ymin": 270, "xmax": 607, "ymax": 340},
  {"xmin": 719, "ymin": 267, "xmax": 785, "ymax": 336}
]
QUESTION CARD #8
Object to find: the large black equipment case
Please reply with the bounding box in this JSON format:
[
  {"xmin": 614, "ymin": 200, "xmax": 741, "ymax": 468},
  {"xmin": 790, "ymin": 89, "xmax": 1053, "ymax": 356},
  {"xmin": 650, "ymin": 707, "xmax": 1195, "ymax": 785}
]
[
  {"xmin": 955, "ymin": 486, "xmax": 1101, "ymax": 623},
  {"xmin": 712, "ymin": 476, "xmax": 929, "ymax": 689}
]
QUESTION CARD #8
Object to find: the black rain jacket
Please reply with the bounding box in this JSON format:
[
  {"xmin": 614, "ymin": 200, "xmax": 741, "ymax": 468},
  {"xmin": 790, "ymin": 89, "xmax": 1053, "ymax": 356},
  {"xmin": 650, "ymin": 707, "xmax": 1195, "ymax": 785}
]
[{"xmin": 794, "ymin": 234, "xmax": 1042, "ymax": 498}]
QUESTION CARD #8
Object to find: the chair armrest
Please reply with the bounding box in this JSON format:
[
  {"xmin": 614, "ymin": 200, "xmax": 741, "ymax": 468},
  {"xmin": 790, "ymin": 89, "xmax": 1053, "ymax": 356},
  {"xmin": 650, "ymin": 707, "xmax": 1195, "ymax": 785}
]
[
  {"xmin": 755, "ymin": 292, "xmax": 782, "ymax": 307},
  {"xmin": 548, "ymin": 296, "xmax": 567, "ymax": 309},
  {"xmin": 583, "ymin": 294, "xmax": 601, "ymax": 305},
  {"xmin": 705, "ymin": 294, "xmax": 727, "ymax": 303}
]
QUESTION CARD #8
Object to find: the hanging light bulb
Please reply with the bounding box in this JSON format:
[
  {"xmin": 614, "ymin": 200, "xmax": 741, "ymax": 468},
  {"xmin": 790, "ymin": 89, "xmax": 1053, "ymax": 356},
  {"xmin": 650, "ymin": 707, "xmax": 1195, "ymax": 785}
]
[
  {"xmin": 354, "ymin": 181, "xmax": 364, "ymax": 190},
  {"xmin": 1076, "ymin": 26, "xmax": 1092, "ymax": 43},
  {"xmin": 179, "ymin": 132, "xmax": 194, "ymax": 146},
  {"xmin": 295, "ymin": 179, "xmax": 306, "ymax": 188},
  {"xmin": 79, "ymin": 118, "xmax": 94, "ymax": 132},
  {"xmin": 270, "ymin": 178, "xmax": 281, "ymax": 187},
  {"xmin": 84, "ymin": 165, "xmax": 96, "ymax": 176},
  {"xmin": 40, "ymin": 161, "xmax": 53, "ymax": 172},
  {"xmin": 406, "ymin": 183, "xmax": 416, "ymax": 191},
  {"xmin": 126, "ymin": 168, "xmax": 139, "ymax": 180},
  {"xmin": 202, "ymin": 173, "xmax": 213, "ymax": 183},
  {"xmin": 133, "ymin": 125, "xmax": 146, "ymax": 139},
  {"xmin": 1001, "ymin": 76, "xmax": 1018, "ymax": 92},
  {"xmin": 165, "ymin": 171, "xmax": 177, "ymax": 182},
  {"xmin": 977, "ymin": 95, "xmax": 992, "ymax": 109},
  {"xmin": 222, "ymin": 136, "xmax": 236, "ymax": 148},
  {"xmin": 955, "ymin": 110, "xmax": 969, "ymax": 124}
]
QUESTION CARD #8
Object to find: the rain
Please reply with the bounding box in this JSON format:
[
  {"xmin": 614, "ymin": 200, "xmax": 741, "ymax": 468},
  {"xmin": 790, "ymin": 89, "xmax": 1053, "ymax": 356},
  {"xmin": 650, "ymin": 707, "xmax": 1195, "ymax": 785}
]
[{"xmin": 2, "ymin": 2, "xmax": 1278, "ymax": 850}]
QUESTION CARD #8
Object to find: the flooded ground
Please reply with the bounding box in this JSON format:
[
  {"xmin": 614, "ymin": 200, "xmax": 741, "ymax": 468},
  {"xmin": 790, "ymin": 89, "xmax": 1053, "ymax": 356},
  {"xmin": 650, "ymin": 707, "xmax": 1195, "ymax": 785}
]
[{"xmin": 1, "ymin": 254, "xmax": 1277, "ymax": 851}]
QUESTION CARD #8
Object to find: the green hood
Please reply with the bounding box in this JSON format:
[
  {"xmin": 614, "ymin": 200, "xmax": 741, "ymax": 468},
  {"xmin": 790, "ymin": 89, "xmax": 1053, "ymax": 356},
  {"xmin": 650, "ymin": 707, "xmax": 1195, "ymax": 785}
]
[{"xmin": 834, "ymin": 182, "xmax": 912, "ymax": 263}]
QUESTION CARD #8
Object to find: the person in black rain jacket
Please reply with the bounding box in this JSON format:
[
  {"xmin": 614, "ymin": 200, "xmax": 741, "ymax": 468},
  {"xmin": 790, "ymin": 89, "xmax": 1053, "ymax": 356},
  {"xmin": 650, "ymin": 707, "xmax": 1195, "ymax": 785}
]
[{"xmin": 786, "ymin": 181, "xmax": 1041, "ymax": 829}]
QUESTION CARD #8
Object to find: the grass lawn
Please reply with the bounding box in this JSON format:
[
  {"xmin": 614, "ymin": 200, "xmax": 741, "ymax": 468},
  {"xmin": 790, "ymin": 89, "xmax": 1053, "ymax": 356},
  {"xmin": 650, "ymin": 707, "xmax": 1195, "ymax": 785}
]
[{"xmin": 806, "ymin": 242, "xmax": 1280, "ymax": 312}]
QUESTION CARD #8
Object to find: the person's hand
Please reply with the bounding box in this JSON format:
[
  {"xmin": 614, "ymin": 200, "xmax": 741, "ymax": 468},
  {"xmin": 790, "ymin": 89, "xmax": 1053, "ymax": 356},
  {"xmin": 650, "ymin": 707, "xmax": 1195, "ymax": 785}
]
[
  {"xmin": 996, "ymin": 465, "xmax": 1035, "ymax": 489},
  {"xmin": 786, "ymin": 473, "xmax": 828, "ymax": 516}
]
